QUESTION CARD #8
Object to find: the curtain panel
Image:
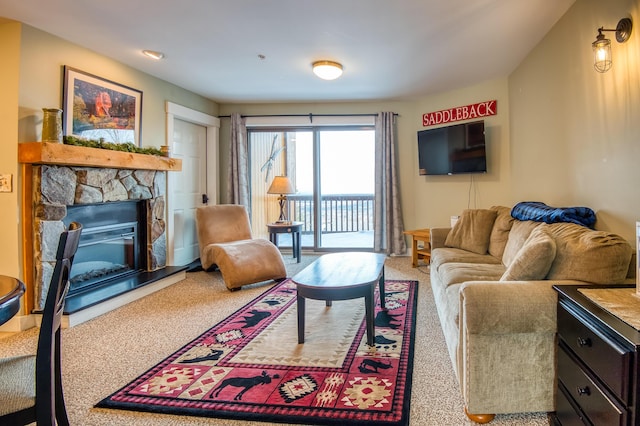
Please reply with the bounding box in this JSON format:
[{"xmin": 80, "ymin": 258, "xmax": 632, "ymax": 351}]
[
  {"xmin": 374, "ymin": 112, "xmax": 407, "ymax": 255},
  {"xmin": 227, "ymin": 113, "xmax": 250, "ymax": 207}
]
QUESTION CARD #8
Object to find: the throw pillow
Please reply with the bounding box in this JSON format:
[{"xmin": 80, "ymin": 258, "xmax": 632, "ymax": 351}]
[
  {"xmin": 444, "ymin": 209, "xmax": 497, "ymax": 255},
  {"xmin": 502, "ymin": 220, "xmax": 541, "ymax": 267},
  {"xmin": 488, "ymin": 205, "xmax": 515, "ymax": 258},
  {"xmin": 500, "ymin": 224, "xmax": 556, "ymax": 281}
]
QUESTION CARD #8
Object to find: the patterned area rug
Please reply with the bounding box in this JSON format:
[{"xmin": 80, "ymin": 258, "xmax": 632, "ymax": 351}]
[{"xmin": 97, "ymin": 278, "xmax": 418, "ymax": 425}]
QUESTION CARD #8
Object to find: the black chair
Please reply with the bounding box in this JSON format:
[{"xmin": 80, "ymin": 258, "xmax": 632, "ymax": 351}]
[{"xmin": 0, "ymin": 222, "xmax": 82, "ymax": 426}]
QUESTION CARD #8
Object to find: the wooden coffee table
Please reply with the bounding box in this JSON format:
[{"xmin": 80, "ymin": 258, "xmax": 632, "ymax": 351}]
[{"xmin": 292, "ymin": 252, "xmax": 386, "ymax": 346}]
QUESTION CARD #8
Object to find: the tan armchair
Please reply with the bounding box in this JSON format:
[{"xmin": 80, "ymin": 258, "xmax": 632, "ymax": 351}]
[{"xmin": 195, "ymin": 204, "xmax": 287, "ymax": 290}]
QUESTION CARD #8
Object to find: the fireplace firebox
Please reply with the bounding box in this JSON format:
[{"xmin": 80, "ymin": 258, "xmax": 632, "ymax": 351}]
[{"xmin": 64, "ymin": 201, "xmax": 145, "ymax": 297}]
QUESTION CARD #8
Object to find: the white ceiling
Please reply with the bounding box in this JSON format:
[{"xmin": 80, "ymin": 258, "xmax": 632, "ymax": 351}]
[{"xmin": 0, "ymin": 0, "xmax": 575, "ymax": 103}]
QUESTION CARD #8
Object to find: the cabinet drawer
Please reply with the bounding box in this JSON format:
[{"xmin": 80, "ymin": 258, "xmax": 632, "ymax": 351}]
[
  {"xmin": 558, "ymin": 304, "xmax": 631, "ymax": 402},
  {"xmin": 558, "ymin": 347, "xmax": 627, "ymax": 426},
  {"xmin": 555, "ymin": 382, "xmax": 590, "ymax": 426}
]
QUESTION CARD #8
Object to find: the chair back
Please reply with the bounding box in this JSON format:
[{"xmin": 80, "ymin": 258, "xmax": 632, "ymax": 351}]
[
  {"xmin": 196, "ymin": 204, "xmax": 253, "ymax": 247},
  {"xmin": 36, "ymin": 221, "xmax": 82, "ymax": 425}
]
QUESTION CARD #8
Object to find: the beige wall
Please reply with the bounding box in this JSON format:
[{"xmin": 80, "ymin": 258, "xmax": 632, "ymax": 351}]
[
  {"xmin": 509, "ymin": 0, "xmax": 640, "ymax": 240},
  {"xmin": 0, "ymin": 22, "xmax": 21, "ymax": 278},
  {"xmin": 0, "ymin": 22, "xmax": 219, "ymax": 280},
  {"xmin": 411, "ymin": 79, "xmax": 512, "ymax": 228},
  {"xmin": 18, "ymin": 25, "xmax": 219, "ymax": 144}
]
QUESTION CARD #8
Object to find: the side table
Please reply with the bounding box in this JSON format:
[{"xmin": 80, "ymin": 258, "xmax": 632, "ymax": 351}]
[
  {"xmin": 267, "ymin": 222, "xmax": 302, "ymax": 263},
  {"xmin": 552, "ymin": 284, "xmax": 639, "ymax": 425},
  {"xmin": 0, "ymin": 275, "xmax": 26, "ymax": 326},
  {"xmin": 403, "ymin": 228, "xmax": 431, "ymax": 267}
]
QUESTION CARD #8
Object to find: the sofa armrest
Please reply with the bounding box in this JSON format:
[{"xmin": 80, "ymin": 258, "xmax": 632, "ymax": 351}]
[
  {"xmin": 430, "ymin": 227, "xmax": 451, "ymax": 249},
  {"xmin": 457, "ymin": 280, "xmax": 582, "ymax": 415},
  {"xmin": 460, "ymin": 280, "xmax": 561, "ymax": 334}
]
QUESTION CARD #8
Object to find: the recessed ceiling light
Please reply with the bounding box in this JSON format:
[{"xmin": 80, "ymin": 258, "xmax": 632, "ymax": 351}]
[
  {"xmin": 312, "ymin": 60, "xmax": 343, "ymax": 80},
  {"xmin": 142, "ymin": 50, "xmax": 165, "ymax": 60}
]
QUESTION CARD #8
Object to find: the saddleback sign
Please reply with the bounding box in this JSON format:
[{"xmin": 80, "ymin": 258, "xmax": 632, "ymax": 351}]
[{"xmin": 423, "ymin": 100, "xmax": 497, "ymax": 127}]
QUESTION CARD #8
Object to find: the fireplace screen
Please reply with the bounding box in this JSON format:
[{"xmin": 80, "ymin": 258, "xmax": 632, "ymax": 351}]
[
  {"xmin": 69, "ymin": 222, "xmax": 139, "ymax": 293},
  {"xmin": 64, "ymin": 201, "xmax": 144, "ymax": 295}
]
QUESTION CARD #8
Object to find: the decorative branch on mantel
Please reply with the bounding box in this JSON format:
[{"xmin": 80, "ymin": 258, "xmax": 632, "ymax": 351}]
[{"xmin": 63, "ymin": 136, "xmax": 164, "ymax": 156}]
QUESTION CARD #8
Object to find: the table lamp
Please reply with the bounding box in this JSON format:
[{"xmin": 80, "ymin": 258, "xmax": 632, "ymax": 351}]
[{"xmin": 267, "ymin": 176, "xmax": 296, "ymax": 223}]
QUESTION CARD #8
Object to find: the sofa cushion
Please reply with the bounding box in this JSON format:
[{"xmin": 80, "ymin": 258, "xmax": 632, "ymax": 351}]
[
  {"xmin": 488, "ymin": 206, "xmax": 515, "ymax": 259},
  {"xmin": 431, "ymin": 247, "xmax": 502, "ymax": 273},
  {"xmin": 438, "ymin": 262, "xmax": 506, "ymax": 288},
  {"xmin": 546, "ymin": 223, "xmax": 632, "ymax": 284},
  {"xmin": 445, "ymin": 209, "xmax": 497, "ymax": 255},
  {"xmin": 502, "ymin": 220, "xmax": 541, "ymax": 267},
  {"xmin": 500, "ymin": 224, "xmax": 556, "ymax": 281}
]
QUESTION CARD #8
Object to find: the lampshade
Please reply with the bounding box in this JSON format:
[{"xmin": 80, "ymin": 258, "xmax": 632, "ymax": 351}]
[
  {"xmin": 267, "ymin": 176, "xmax": 296, "ymax": 194},
  {"xmin": 312, "ymin": 61, "xmax": 343, "ymax": 80}
]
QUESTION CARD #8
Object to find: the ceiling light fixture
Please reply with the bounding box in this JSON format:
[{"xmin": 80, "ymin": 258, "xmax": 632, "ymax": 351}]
[
  {"xmin": 592, "ymin": 18, "xmax": 632, "ymax": 73},
  {"xmin": 312, "ymin": 60, "xmax": 343, "ymax": 80},
  {"xmin": 142, "ymin": 50, "xmax": 165, "ymax": 60}
]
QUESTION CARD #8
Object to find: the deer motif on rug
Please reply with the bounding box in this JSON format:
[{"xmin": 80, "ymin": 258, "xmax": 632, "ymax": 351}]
[{"xmin": 212, "ymin": 370, "xmax": 281, "ymax": 401}]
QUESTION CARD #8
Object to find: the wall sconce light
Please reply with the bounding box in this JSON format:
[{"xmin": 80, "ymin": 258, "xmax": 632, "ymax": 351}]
[
  {"xmin": 592, "ymin": 18, "xmax": 633, "ymax": 73},
  {"xmin": 312, "ymin": 61, "xmax": 343, "ymax": 80}
]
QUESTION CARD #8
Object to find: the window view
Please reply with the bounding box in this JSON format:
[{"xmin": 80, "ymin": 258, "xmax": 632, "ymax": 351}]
[
  {"xmin": 317, "ymin": 130, "xmax": 374, "ymax": 248},
  {"xmin": 248, "ymin": 127, "xmax": 374, "ymax": 250}
]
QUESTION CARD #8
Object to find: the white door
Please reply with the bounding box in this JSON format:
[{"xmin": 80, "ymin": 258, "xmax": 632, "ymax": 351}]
[
  {"xmin": 166, "ymin": 102, "xmax": 219, "ymax": 267},
  {"xmin": 171, "ymin": 119, "xmax": 207, "ymax": 266}
]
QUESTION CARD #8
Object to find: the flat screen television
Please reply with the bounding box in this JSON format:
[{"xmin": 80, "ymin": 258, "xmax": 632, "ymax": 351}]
[{"xmin": 417, "ymin": 120, "xmax": 487, "ymax": 176}]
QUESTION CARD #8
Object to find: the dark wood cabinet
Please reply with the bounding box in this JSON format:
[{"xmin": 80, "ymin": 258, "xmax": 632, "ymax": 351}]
[{"xmin": 553, "ymin": 285, "xmax": 640, "ymax": 426}]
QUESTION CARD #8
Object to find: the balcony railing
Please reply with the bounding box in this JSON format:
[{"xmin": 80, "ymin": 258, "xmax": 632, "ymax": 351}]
[{"xmin": 287, "ymin": 193, "xmax": 374, "ymax": 234}]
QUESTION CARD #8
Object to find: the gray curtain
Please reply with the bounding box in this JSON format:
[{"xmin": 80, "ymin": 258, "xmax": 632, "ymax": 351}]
[
  {"xmin": 374, "ymin": 112, "xmax": 407, "ymax": 255},
  {"xmin": 226, "ymin": 113, "xmax": 250, "ymax": 206}
]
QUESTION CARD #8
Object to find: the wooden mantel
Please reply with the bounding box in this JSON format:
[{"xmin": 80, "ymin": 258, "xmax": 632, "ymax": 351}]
[{"xmin": 18, "ymin": 142, "xmax": 182, "ymax": 171}]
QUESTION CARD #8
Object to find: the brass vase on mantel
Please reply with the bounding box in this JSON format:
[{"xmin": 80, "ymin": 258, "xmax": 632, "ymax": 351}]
[{"xmin": 41, "ymin": 108, "xmax": 63, "ymax": 143}]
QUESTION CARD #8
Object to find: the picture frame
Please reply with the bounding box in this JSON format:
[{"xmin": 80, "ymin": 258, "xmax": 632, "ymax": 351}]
[{"xmin": 63, "ymin": 66, "xmax": 143, "ymax": 146}]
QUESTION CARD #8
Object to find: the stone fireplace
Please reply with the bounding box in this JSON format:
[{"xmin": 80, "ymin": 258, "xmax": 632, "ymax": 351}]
[
  {"xmin": 19, "ymin": 142, "xmax": 183, "ymax": 321},
  {"xmin": 33, "ymin": 165, "xmax": 166, "ymax": 310}
]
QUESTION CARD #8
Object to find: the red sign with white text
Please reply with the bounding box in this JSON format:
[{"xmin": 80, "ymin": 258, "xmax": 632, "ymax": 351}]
[{"xmin": 422, "ymin": 100, "xmax": 497, "ymax": 127}]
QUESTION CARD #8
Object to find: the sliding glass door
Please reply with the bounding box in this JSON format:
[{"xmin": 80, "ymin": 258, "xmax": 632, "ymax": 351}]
[
  {"xmin": 248, "ymin": 127, "xmax": 374, "ymax": 250},
  {"xmin": 317, "ymin": 129, "xmax": 374, "ymax": 249}
]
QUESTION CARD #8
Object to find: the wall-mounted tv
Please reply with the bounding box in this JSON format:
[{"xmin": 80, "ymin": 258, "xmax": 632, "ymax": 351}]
[{"xmin": 417, "ymin": 120, "xmax": 487, "ymax": 176}]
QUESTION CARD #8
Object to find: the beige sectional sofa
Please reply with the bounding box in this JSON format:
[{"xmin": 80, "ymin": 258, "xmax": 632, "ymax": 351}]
[{"xmin": 429, "ymin": 206, "xmax": 634, "ymax": 423}]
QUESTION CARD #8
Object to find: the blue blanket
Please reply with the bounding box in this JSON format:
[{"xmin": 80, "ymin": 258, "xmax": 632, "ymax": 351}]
[{"xmin": 511, "ymin": 201, "xmax": 596, "ymax": 228}]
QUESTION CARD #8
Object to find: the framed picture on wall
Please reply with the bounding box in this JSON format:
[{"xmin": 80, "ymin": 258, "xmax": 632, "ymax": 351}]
[{"xmin": 62, "ymin": 66, "xmax": 143, "ymax": 146}]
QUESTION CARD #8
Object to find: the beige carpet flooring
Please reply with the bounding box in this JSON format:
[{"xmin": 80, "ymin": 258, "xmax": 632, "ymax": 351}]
[{"xmin": 0, "ymin": 255, "xmax": 550, "ymax": 425}]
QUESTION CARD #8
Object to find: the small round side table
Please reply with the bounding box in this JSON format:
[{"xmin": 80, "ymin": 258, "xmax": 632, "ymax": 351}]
[{"xmin": 267, "ymin": 222, "xmax": 302, "ymax": 263}]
